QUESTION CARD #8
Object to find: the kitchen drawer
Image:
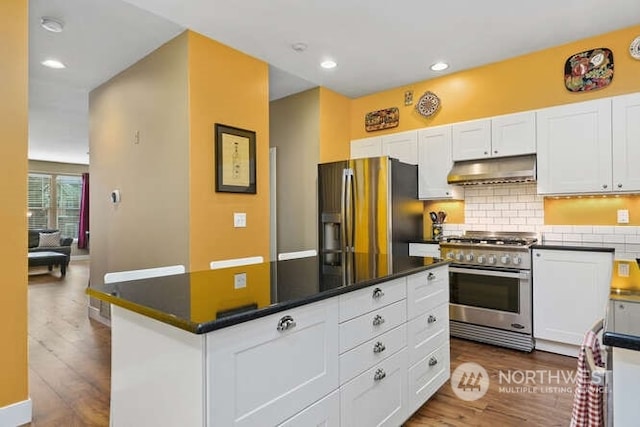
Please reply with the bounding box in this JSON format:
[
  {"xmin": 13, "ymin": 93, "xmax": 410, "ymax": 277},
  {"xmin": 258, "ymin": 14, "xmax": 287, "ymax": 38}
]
[
  {"xmin": 407, "ymin": 266, "xmax": 449, "ymax": 320},
  {"xmin": 407, "ymin": 302, "xmax": 449, "ymax": 365},
  {"xmin": 339, "ymin": 277, "xmax": 406, "ymax": 322},
  {"xmin": 407, "ymin": 342, "xmax": 450, "ymax": 416},
  {"xmin": 278, "ymin": 390, "xmax": 339, "ymax": 427},
  {"xmin": 340, "ymin": 300, "xmax": 406, "ymax": 354},
  {"xmin": 340, "ymin": 348, "xmax": 408, "ymax": 427},
  {"xmin": 409, "ymin": 243, "xmax": 441, "ymax": 258},
  {"xmin": 340, "ymin": 323, "xmax": 406, "ymax": 384}
]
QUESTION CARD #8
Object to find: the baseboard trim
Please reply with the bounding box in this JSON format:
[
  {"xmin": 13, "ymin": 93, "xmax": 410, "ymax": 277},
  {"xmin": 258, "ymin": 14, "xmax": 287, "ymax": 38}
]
[
  {"xmin": 71, "ymin": 254, "xmax": 91, "ymax": 261},
  {"xmin": 535, "ymin": 339, "xmax": 578, "ymax": 358},
  {"xmin": 88, "ymin": 305, "xmax": 111, "ymax": 327},
  {"xmin": 0, "ymin": 398, "xmax": 32, "ymax": 426}
]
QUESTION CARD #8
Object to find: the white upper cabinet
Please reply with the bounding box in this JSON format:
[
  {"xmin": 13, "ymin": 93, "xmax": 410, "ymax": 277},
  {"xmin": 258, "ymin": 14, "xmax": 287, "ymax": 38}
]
[
  {"xmin": 417, "ymin": 125, "xmax": 462, "ymax": 200},
  {"xmin": 452, "ymin": 119, "xmax": 491, "ymax": 161},
  {"xmin": 612, "ymin": 92, "xmax": 640, "ymax": 192},
  {"xmin": 350, "ymin": 136, "xmax": 382, "ymax": 159},
  {"xmin": 452, "ymin": 113, "xmax": 536, "ymax": 161},
  {"xmin": 491, "ymin": 111, "xmax": 536, "ymax": 157},
  {"xmin": 536, "ymin": 98, "xmax": 612, "ymax": 194},
  {"xmin": 382, "ymin": 130, "xmax": 418, "ymax": 164}
]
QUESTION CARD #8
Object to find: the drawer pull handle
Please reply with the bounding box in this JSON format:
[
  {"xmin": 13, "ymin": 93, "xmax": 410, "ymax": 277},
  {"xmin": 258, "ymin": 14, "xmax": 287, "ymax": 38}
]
[
  {"xmin": 372, "ymin": 314, "xmax": 385, "ymax": 326},
  {"xmin": 372, "ymin": 287, "xmax": 385, "ymax": 299},
  {"xmin": 427, "ymin": 272, "xmax": 436, "ymax": 281},
  {"xmin": 374, "ymin": 368, "xmax": 386, "ymax": 381},
  {"xmin": 373, "ymin": 341, "xmax": 386, "ymax": 354},
  {"xmin": 427, "ymin": 315, "xmax": 437, "ymax": 324},
  {"xmin": 428, "ymin": 357, "xmax": 438, "ymax": 367},
  {"xmin": 276, "ymin": 315, "xmax": 296, "ymax": 332}
]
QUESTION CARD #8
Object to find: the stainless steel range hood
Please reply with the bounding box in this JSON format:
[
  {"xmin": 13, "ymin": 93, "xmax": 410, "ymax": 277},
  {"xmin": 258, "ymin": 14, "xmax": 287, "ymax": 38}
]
[{"xmin": 447, "ymin": 154, "xmax": 536, "ymax": 185}]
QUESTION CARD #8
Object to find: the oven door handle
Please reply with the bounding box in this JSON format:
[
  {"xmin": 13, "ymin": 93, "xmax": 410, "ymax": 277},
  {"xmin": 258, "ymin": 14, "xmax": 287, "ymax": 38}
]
[{"xmin": 449, "ymin": 266, "xmax": 527, "ymax": 280}]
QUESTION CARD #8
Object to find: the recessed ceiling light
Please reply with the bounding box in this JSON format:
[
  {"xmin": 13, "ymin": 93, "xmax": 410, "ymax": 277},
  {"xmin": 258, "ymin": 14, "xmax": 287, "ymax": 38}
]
[
  {"xmin": 430, "ymin": 62, "xmax": 449, "ymax": 71},
  {"xmin": 41, "ymin": 59, "xmax": 66, "ymax": 69},
  {"xmin": 320, "ymin": 60, "xmax": 337, "ymax": 69},
  {"xmin": 291, "ymin": 42, "xmax": 308, "ymax": 52},
  {"xmin": 41, "ymin": 17, "xmax": 64, "ymax": 33}
]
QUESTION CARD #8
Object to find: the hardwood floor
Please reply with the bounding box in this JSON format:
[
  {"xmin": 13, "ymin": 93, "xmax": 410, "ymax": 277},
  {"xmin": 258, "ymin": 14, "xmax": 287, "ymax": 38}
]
[{"xmin": 25, "ymin": 262, "xmax": 577, "ymax": 426}]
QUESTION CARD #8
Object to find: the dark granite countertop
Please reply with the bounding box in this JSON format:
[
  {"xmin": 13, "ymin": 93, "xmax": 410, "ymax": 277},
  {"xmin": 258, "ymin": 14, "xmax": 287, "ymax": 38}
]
[
  {"xmin": 87, "ymin": 253, "xmax": 449, "ymax": 334},
  {"xmin": 531, "ymin": 240, "xmax": 615, "ymax": 252}
]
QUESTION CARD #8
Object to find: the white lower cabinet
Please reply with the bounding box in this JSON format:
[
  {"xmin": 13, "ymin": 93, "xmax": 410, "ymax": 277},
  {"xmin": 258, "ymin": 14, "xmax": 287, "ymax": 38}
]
[
  {"xmin": 340, "ymin": 349, "xmax": 408, "ymax": 427},
  {"xmin": 278, "ymin": 390, "xmax": 340, "ymax": 427},
  {"xmin": 407, "ymin": 343, "xmax": 450, "ymax": 415},
  {"xmin": 532, "ymin": 249, "xmax": 612, "ymax": 356},
  {"xmin": 407, "ymin": 303, "xmax": 449, "ymax": 365},
  {"xmin": 206, "ymin": 299, "xmax": 339, "ymax": 427}
]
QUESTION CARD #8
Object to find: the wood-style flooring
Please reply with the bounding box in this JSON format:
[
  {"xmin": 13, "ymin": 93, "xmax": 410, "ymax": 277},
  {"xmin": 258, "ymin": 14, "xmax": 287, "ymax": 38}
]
[{"xmin": 25, "ymin": 261, "xmax": 577, "ymax": 426}]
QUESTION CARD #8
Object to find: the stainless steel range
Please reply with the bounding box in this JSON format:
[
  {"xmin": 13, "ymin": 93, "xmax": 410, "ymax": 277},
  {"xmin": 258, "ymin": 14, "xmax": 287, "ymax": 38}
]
[{"xmin": 440, "ymin": 231, "xmax": 538, "ymax": 352}]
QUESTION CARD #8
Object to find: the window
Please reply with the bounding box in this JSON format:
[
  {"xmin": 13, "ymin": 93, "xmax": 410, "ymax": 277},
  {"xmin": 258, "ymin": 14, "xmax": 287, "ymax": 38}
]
[{"xmin": 28, "ymin": 173, "xmax": 82, "ymax": 239}]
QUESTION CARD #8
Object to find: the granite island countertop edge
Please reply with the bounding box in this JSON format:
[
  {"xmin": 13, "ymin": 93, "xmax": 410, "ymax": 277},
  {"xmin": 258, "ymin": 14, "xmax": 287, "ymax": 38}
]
[{"xmin": 87, "ymin": 259, "xmax": 451, "ymax": 335}]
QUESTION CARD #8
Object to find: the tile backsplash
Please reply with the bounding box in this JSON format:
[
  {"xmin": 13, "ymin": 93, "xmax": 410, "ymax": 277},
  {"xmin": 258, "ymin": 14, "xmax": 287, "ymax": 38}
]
[{"xmin": 439, "ymin": 182, "xmax": 640, "ymax": 259}]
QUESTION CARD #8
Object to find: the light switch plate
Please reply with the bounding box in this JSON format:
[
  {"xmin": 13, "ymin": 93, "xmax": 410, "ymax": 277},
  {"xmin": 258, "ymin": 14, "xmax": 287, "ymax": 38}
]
[
  {"xmin": 234, "ymin": 273, "xmax": 247, "ymax": 289},
  {"xmin": 618, "ymin": 262, "xmax": 630, "ymax": 277},
  {"xmin": 234, "ymin": 212, "xmax": 247, "ymax": 228},
  {"xmin": 617, "ymin": 209, "xmax": 629, "ymax": 224}
]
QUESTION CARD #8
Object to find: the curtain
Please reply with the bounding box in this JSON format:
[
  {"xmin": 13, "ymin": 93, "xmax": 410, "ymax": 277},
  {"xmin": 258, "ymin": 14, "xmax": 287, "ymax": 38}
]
[{"xmin": 77, "ymin": 173, "xmax": 90, "ymax": 249}]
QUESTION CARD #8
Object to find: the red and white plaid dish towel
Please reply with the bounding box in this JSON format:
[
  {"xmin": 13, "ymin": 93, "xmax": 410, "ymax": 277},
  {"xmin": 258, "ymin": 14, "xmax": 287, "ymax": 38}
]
[{"xmin": 570, "ymin": 329, "xmax": 605, "ymax": 427}]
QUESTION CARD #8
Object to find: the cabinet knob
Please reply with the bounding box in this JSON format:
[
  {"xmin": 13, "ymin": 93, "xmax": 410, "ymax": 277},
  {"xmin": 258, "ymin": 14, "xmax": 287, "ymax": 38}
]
[
  {"xmin": 494, "ymin": 150, "xmax": 498, "ymax": 154},
  {"xmin": 428, "ymin": 357, "xmax": 438, "ymax": 367},
  {"xmin": 618, "ymin": 183, "xmax": 623, "ymax": 189},
  {"xmin": 536, "ymin": 253, "xmax": 541, "ymax": 257},
  {"xmin": 445, "ymin": 191, "xmax": 450, "ymax": 195},
  {"xmin": 427, "ymin": 314, "xmax": 437, "ymax": 324},
  {"xmin": 602, "ymin": 184, "xmax": 608, "ymax": 189},
  {"xmin": 427, "ymin": 272, "xmax": 436, "ymax": 281},
  {"xmin": 372, "ymin": 287, "xmax": 384, "ymax": 299},
  {"xmin": 373, "ymin": 341, "xmax": 386, "ymax": 354},
  {"xmin": 276, "ymin": 315, "xmax": 296, "ymax": 332},
  {"xmin": 372, "ymin": 314, "xmax": 385, "ymax": 326},
  {"xmin": 374, "ymin": 368, "xmax": 386, "ymax": 381},
  {"xmin": 484, "ymin": 151, "xmax": 488, "ymax": 155}
]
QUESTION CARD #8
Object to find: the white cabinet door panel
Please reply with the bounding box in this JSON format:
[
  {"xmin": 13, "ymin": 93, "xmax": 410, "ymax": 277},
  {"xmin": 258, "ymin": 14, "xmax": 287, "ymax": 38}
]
[
  {"xmin": 339, "ymin": 300, "xmax": 406, "ymax": 353},
  {"xmin": 340, "ymin": 349, "xmax": 408, "ymax": 427},
  {"xmin": 351, "ymin": 137, "xmax": 382, "ymax": 159},
  {"xmin": 452, "ymin": 119, "xmax": 491, "ymax": 161},
  {"xmin": 612, "ymin": 92, "xmax": 640, "ymax": 192},
  {"xmin": 491, "ymin": 111, "xmax": 536, "ymax": 157},
  {"xmin": 407, "ymin": 303, "xmax": 449, "ymax": 366},
  {"xmin": 407, "ymin": 343, "xmax": 450, "ymax": 416},
  {"xmin": 407, "ymin": 266, "xmax": 449, "ymax": 320},
  {"xmin": 339, "ymin": 277, "xmax": 406, "ymax": 322},
  {"xmin": 382, "ymin": 131, "xmax": 418, "ymax": 165},
  {"xmin": 207, "ymin": 299, "xmax": 339, "ymax": 427},
  {"xmin": 278, "ymin": 390, "xmax": 340, "ymax": 427},
  {"xmin": 536, "ymin": 99, "xmax": 612, "ymax": 194},
  {"xmin": 417, "ymin": 125, "xmax": 462, "ymax": 200},
  {"xmin": 409, "ymin": 243, "xmax": 441, "ymax": 258}
]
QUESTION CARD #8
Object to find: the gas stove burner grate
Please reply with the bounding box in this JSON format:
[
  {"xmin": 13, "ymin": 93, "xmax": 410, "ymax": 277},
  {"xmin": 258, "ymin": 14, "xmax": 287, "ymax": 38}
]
[{"xmin": 441, "ymin": 232, "xmax": 538, "ymax": 247}]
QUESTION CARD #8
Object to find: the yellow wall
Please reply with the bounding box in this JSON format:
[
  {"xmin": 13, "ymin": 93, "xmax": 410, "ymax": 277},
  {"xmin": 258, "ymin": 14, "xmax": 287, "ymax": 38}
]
[
  {"xmin": 187, "ymin": 31, "xmax": 270, "ymax": 270},
  {"xmin": 319, "ymin": 87, "xmax": 351, "ymax": 163},
  {"xmin": 0, "ymin": 0, "xmax": 28, "ymax": 408},
  {"xmin": 423, "ymin": 200, "xmax": 465, "ymax": 237},
  {"xmin": 545, "ymin": 195, "xmax": 640, "ymax": 225},
  {"xmin": 350, "ymin": 24, "xmax": 640, "ymax": 140}
]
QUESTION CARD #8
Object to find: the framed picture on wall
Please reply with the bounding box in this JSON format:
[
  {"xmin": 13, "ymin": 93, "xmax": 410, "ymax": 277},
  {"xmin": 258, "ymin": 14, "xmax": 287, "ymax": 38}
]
[{"xmin": 214, "ymin": 123, "xmax": 256, "ymax": 194}]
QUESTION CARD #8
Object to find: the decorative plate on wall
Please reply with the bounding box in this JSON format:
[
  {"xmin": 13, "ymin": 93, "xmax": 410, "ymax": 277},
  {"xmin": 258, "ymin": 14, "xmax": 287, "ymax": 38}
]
[
  {"xmin": 630, "ymin": 36, "xmax": 640, "ymax": 60},
  {"xmin": 415, "ymin": 91, "xmax": 440, "ymax": 117},
  {"xmin": 564, "ymin": 48, "xmax": 614, "ymax": 92},
  {"xmin": 365, "ymin": 107, "xmax": 399, "ymax": 132}
]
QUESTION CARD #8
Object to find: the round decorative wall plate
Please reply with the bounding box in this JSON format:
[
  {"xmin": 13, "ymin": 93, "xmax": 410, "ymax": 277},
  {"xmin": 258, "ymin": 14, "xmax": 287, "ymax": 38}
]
[
  {"xmin": 416, "ymin": 91, "xmax": 440, "ymax": 117},
  {"xmin": 630, "ymin": 36, "xmax": 640, "ymax": 60}
]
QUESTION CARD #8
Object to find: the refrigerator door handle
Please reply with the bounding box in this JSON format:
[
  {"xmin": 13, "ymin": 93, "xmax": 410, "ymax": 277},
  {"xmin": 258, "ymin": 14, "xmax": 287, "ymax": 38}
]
[
  {"xmin": 341, "ymin": 169, "xmax": 348, "ymax": 253},
  {"xmin": 345, "ymin": 168, "xmax": 354, "ymax": 252}
]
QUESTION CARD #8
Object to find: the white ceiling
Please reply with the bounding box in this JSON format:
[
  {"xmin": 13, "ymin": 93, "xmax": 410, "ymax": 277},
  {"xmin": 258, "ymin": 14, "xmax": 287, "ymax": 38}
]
[{"xmin": 29, "ymin": 0, "xmax": 640, "ymax": 165}]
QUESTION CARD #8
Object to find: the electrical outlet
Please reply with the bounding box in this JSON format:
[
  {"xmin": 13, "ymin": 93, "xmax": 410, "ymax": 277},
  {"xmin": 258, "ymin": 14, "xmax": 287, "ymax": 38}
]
[
  {"xmin": 234, "ymin": 212, "xmax": 247, "ymax": 228},
  {"xmin": 234, "ymin": 273, "xmax": 247, "ymax": 289},
  {"xmin": 617, "ymin": 209, "xmax": 629, "ymax": 224},
  {"xmin": 618, "ymin": 262, "xmax": 630, "ymax": 277}
]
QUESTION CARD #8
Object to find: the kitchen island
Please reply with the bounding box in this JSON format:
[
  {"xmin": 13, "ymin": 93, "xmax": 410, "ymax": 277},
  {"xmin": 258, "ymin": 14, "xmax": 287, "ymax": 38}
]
[{"xmin": 88, "ymin": 254, "xmax": 450, "ymax": 427}]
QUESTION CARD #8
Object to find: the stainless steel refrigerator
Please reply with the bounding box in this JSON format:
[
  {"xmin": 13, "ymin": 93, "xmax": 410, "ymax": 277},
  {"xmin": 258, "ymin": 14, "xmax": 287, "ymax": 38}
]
[{"xmin": 318, "ymin": 156, "xmax": 423, "ymax": 285}]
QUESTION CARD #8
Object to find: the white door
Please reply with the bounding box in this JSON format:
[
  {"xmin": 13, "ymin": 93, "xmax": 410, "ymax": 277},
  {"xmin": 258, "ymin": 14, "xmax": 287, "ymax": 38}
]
[
  {"xmin": 536, "ymin": 98, "xmax": 612, "ymax": 194},
  {"xmin": 382, "ymin": 130, "xmax": 418, "ymax": 164},
  {"xmin": 417, "ymin": 125, "xmax": 461, "ymax": 199},
  {"xmin": 612, "ymin": 92, "xmax": 640, "ymax": 192},
  {"xmin": 207, "ymin": 299, "xmax": 339, "ymax": 427},
  {"xmin": 491, "ymin": 111, "xmax": 536, "ymax": 158},
  {"xmin": 452, "ymin": 119, "xmax": 491, "ymax": 161},
  {"xmin": 351, "ymin": 136, "xmax": 382, "ymax": 159}
]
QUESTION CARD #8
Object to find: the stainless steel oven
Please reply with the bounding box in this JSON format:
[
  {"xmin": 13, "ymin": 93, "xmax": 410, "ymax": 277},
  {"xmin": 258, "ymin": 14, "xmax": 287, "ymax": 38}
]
[{"xmin": 441, "ymin": 231, "xmax": 537, "ymax": 352}]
